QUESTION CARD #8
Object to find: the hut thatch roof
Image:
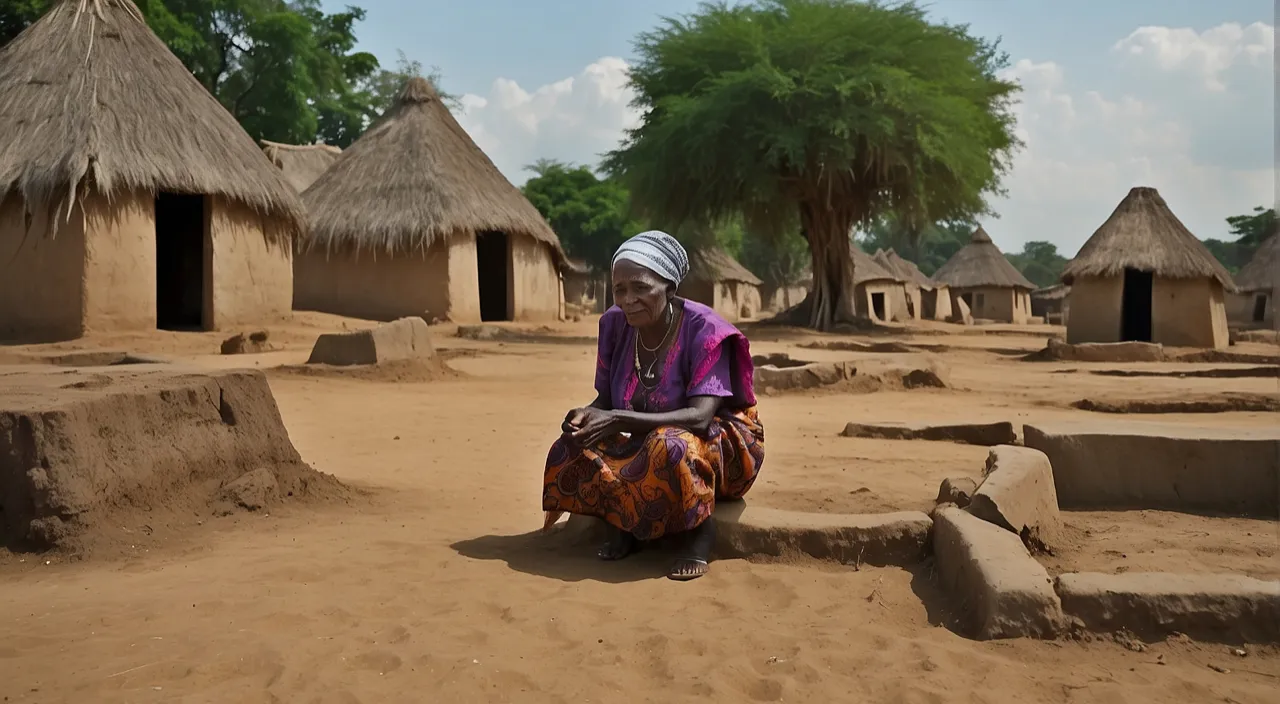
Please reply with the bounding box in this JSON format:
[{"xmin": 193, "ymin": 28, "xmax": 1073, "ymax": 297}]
[
  {"xmin": 933, "ymin": 227, "xmax": 1036, "ymax": 290},
  {"xmin": 875, "ymin": 248, "xmax": 937, "ymax": 289},
  {"xmin": 688, "ymin": 247, "xmax": 763, "ymax": 285},
  {"xmin": 0, "ymin": 0, "xmax": 304, "ymax": 243},
  {"xmin": 1061, "ymin": 187, "xmax": 1235, "ymax": 289},
  {"xmin": 1032, "ymin": 284, "xmax": 1070, "ymax": 301},
  {"xmin": 301, "ymin": 77, "xmax": 563, "ymax": 260},
  {"xmin": 261, "ymin": 141, "xmax": 341, "ymax": 193},
  {"xmin": 852, "ymin": 244, "xmax": 898, "ymax": 285},
  {"xmin": 1232, "ymin": 232, "xmax": 1278, "ymax": 293}
]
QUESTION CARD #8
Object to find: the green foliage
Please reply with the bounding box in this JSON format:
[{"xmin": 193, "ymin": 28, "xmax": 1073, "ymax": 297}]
[
  {"xmin": 604, "ymin": 0, "xmax": 1020, "ymax": 327},
  {"xmin": 2, "ymin": 0, "xmax": 447, "ymax": 149},
  {"xmin": 1006, "ymin": 240, "xmax": 1067, "ymax": 288},
  {"xmin": 858, "ymin": 215, "xmax": 972, "ymax": 275},
  {"xmin": 1202, "ymin": 206, "xmax": 1277, "ymax": 273},
  {"xmin": 740, "ymin": 226, "xmax": 809, "ymax": 286},
  {"xmin": 522, "ymin": 160, "xmax": 639, "ymax": 271}
]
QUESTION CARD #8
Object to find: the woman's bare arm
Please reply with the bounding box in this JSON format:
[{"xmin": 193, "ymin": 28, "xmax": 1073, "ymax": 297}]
[{"xmin": 612, "ymin": 396, "xmax": 721, "ymax": 436}]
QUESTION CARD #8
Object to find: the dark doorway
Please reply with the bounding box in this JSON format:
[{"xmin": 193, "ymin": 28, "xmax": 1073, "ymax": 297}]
[
  {"xmin": 870, "ymin": 292, "xmax": 886, "ymax": 320},
  {"xmin": 155, "ymin": 192, "xmax": 206, "ymax": 330},
  {"xmin": 476, "ymin": 231, "xmax": 510, "ymax": 322},
  {"xmin": 1253, "ymin": 294, "xmax": 1268, "ymax": 323},
  {"xmin": 1120, "ymin": 268, "xmax": 1153, "ymax": 342}
]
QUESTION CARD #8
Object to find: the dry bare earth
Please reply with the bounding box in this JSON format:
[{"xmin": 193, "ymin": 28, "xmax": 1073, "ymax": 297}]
[{"xmin": 1, "ymin": 315, "xmax": 1278, "ymax": 703}]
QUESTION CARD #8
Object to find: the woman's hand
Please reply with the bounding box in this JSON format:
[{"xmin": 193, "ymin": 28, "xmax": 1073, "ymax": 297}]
[{"xmin": 563, "ymin": 407, "xmax": 621, "ymax": 448}]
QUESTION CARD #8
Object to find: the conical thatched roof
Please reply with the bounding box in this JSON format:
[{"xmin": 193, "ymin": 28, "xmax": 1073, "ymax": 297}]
[
  {"xmin": 1061, "ymin": 187, "xmax": 1235, "ymax": 289},
  {"xmin": 688, "ymin": 247, "xmax": 763, "ymax": 285},
  {"xmin": 1032, "ymin": 284, "xmax": 1070, "ymax": 301},
  {"xmin": 261, "ymin": 141, "xmax": 341, "ymax": 193},
  {"xmin": 301, "ymin": 77, "xmax": 563, "ymax": 260},
  {"xmin": 933, "ymin": 227, "xmax": 1035, "ymax": 290},
  {"xmin": 875, "ymin": 248, "xmax": 936, "ymax": 289},
  {"xmin": 1229, "ymin": 232, "xmax": 1277, "ymax": 293},
  {"xmin": 852, "ymin": 244, "xmax": 898, "ymax": 285},
  {"xmin": 0, "ymin": 0, "xmax": 304, "ymax": 242}
]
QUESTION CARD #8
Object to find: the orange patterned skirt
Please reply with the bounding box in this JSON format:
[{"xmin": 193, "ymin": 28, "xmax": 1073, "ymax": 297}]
[{"xmin": 542, "ymin": 407, "xmax": 764, "ymax": 540}]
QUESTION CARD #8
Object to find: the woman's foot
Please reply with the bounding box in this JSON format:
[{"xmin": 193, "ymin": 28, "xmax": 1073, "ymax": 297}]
[
  {"xmin": 597, "ymin": 524, "xmax": 638, "ymax": 561},
  {"xmin": 668, "ymin": 519, "xmax": 716, "ymax": 581}
]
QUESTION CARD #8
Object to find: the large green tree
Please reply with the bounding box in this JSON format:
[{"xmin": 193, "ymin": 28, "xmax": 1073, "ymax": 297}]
[
  {"xmin": 605, "ymin": 0, "xmax": 1020, "ymax": 329},
  {"xmin": 522, "ymin": 160, "xmax": 639, "ymax": 272},
  {"xmin": 1006, "ymin": 240, "xmax": 1067, "ymax": 288},
  {"xmin": 1203, "ymin": 206, "xmax": 1277, "ymax": 273}
]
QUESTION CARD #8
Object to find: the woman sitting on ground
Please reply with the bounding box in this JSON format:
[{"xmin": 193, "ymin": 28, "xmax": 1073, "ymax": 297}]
[{"xmin": 542, "ymin": 231, "xmax": 765, "ymax": 581}]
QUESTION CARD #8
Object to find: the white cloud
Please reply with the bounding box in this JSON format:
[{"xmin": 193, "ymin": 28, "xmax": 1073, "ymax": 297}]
[
  {"xmin": 982, "ymin": 24, "xmax": 1274, "ymax": 257},
  {"xmin": 1112, "ymin": 22, "xmax": 1274, "ymax": 91},
  {"xmin": 454, "ymin": 57, "xmax": 640, "ymax": 182},
  {"xmin": 455, "ymin": 25, "xmax": 1273, "ymax": 258}
]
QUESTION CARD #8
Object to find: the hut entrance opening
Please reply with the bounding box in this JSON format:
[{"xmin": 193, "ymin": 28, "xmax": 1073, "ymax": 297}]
[
  {"xmin": 1120, "ymin": 268, "xmax": 1153, "ymax": 342},
  {"xmin": 155, "ymin": 192, "xmax": 207, "ymax": 330},
  {"xmin": 870, "ymin": 292, "xmax": 886, "ymax": 321},
  {"xmin": 1253, "ymin": 294, "xmax": 1268, "ymax": 323},
  {"xmin": 476, "ymin": 231, "xmax": 511, "ymax": 321}
]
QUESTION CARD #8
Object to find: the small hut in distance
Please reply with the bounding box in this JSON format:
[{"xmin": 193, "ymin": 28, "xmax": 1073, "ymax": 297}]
[
  {"xmin": 261, "ymin": 141, "xmax": 341, "ymax": 193},
  {"xmin": 295, "ymin": 77, "xmax": 566, "ymax": 323},
  {"xmin": 1031, "ymin": 284, "xmax": 1070, "ymax": 324},
  {"xmin": 683, "ymin": 247, "xmax": 763, "ymax": 322},
  {"xmin": 874, "ymin": 248, "xmax": 953, "ymax": 321},
  {"xmin": 932, "ymin": 227, "xmax": 1035, "ymax": 323},
  {"xmin": 852, "ymin": 245, "xmax": 908, "ymax": 322},
  {"xmin": 0, "ymin": 0, "xmax": 304, "ymax": 342},
  {"xmin": 1061, "ymin": 186, "xmax": 1235, "ymax": 348},
  {"xmin": 1227, "ymin": 232, "xmax": 1277, "ymax": 327}
]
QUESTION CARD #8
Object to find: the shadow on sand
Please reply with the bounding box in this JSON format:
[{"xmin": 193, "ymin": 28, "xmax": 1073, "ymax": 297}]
[{"xmin": 451, "ymin": 528, "xmax": 678, "ymax": 584}]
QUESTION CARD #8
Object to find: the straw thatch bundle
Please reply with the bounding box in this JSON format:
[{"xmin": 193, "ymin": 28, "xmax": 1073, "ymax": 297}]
[
  {"xmin": 688, "ymin": 247, "xmax": 763, "ymax": 285},
  {"xmin": 933, "ymin": 227, "xmax": 1035, "ymax": 290},
  {"xmin": 301, "ymin": 77, "xmax": 562, "ymax": 259},
  {"xmin": 0, "ymin": 0, "xmax": 304, "ymax": 242},
  {"xmin": 261, "ymin": 141, "xmax": 341, "ymax": 193},
  {"xmin": 1234, "ymin": 232, "xmax": 1278, "ymax": 293},
  {"xmin": 875, "ymin": 248, "xmax": 936, "ymax": 289},
  {"xmin": 1061, "ymin": 187, "xmax": 1234, "ymax": 289},
  {"xmin": 851, "ymin": 244, "xmax": 898, "ymax": 285},
  {"xmin": 1032, "ymin": 283, "xmax": 1070, "ymax": 301}
]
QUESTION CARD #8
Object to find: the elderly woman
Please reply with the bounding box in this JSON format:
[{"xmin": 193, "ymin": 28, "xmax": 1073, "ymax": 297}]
[{"xmin": 543, "ymin": 231, "xmax": 765, "ymax": 581}]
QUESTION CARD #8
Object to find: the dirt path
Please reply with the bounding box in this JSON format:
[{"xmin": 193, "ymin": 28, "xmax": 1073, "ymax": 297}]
[{"xmin": 1, "ymin": 321, "xmax": 1278, "ymax": 703}]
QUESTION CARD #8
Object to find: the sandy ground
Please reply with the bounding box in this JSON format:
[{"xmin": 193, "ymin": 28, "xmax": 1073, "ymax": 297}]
[
  {"xmin": 1041, "ymin": 510, "xmax": 1280, "ymax": 581},
  {"xmin": 2, "ymin": 313, "xmax": 1279, "ymax": 703}
]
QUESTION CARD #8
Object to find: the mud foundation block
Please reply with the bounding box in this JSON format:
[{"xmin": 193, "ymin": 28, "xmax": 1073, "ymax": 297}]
[
  {"xmin": 932, "ymin": 506, "xmax": 1065, "ymax": 639},
  {"xmin": 0, "ymin": 366, "xmax": 338, "ymax": 550},
  {"xmin": 308, "ymin": 317, "xmax": 436, "ymax": 366},
  {"xmin": 559, "ymin": 506, "xmax": 932, "ymax": 567},
  {"xmin": 841, "ymin": 421, "xmax": 1016, "ymax": 446},
  {"xmin": 753, "ymin": 361, "xmax": 855, "ymax": 391},
  {"xmin": 967, "ymin": 446, "xmax": 1062, "ymax": 551},
  {"xmin": 715, "ymin": 504, "xmax": 932, "ymax": 566},
  {"xmin": 1023, "ymin": 420, "xmax": 1280, "ymax": 515},
  {"xmin": 1055, "ymin": 572, "xmax": 1280, "ymax": 643}
]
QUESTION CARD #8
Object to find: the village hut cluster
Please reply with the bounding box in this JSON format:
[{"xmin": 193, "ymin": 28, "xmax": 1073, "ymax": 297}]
[{"xmin": 0, "ymin": 1, "xmax": 1269, "ymax": 349}]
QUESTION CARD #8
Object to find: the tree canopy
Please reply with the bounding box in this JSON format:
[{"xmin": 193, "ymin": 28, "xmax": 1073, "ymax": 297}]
[
  {"xmin": 1202, "ymin": 206, "xmax": 1277, "ymax": 273},
  {"xmin": 605, "ymin": 0, "xmax": 1020, "ymax": 328},
  {"xmin": 521, "ymin": 160, "xmax": 638, "ymax": 272},
  {"xmin": 1, "ymin": 0, "xmax": 445, "ymax": 148}
]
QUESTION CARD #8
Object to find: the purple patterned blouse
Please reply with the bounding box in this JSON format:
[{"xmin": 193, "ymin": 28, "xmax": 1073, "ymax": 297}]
[{"xmin": 594, "ymin": 299, "xmax": 757, "ymax": 413}]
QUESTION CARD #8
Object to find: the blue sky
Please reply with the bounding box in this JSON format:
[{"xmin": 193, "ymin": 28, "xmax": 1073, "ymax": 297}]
[{"xmin": 322, "ymin": 0, "xmax": 1275, "ymax": 253}]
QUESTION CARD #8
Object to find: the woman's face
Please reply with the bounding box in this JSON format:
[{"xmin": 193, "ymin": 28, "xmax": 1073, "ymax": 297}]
[{"xmin": 612, "ymin": 259, "xmax": 671, "ymax": 328}]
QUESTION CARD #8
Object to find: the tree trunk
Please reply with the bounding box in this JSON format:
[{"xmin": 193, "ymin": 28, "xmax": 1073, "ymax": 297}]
[{"xmin": 795, "ymin": 203, "xmax": 859, "ymax": 330}]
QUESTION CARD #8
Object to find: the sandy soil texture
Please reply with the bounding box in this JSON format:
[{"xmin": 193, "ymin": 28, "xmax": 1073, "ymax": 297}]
[{"xmin": 1, "ymin": 313, "xmax": 1278, "ymax": 703}]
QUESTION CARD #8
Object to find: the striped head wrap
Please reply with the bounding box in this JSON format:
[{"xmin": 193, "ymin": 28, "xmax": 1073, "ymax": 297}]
[{"xmin": 611, "ymin": 230, "xmax": 690, "ymax": 287}]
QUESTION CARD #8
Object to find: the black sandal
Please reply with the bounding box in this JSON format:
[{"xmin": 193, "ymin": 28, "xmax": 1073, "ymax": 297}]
[{"xmin": 667, "ymin": 519, "xmax": 716, "ymax": 581}]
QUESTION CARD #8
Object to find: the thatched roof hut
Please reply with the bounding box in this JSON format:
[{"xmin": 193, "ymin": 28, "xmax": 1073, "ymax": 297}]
[
  {"xmin": 934, "ymin": 227, "xmax": 1035, "ymax": 290},
  {"xmin": 1063, "ymin": 187, "xmax": 1233, "ymax": 348},
  {"xmin": 683, "ymin": 247, "xmax": 763, "ymax": 322},
  {"xmin": 851, "ymin": 245, "xmax": 898, "ymax": 284},
  {"xmin": 874, "ymin": 248, "xmax": 936, "ymax": 289},
  {"xmin": 0, "ymin": 0, "xmax": 302, "ymax": 341},
  {"xmin": 0, "ymin": 0, "xmax": 304, "ymax": 240},
  {"xmin": 292, "ymin": 77, "xmax": 566, "ymax": 323},
  {"xmin": 300, "ymin": 77, "xmax": 562, "ymax": 260},
  {"xmin": 261, "ymin": 141, "xmax": 341, "ymax": 193},
  {"xmin": 1234, "ymin": 232, "xmax": 1277, "ymax": 293},
  {"xmin": 1061, "ymin": 187, "xmax": 1234, "ymax": 289}
]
